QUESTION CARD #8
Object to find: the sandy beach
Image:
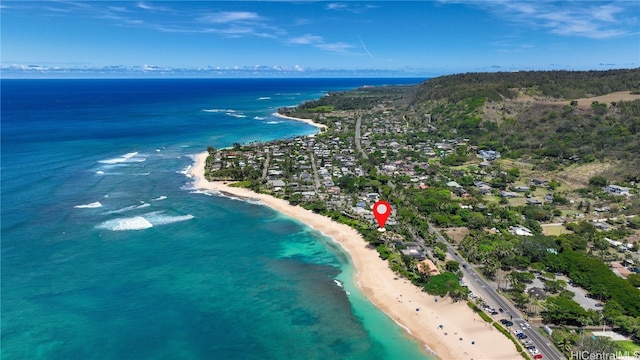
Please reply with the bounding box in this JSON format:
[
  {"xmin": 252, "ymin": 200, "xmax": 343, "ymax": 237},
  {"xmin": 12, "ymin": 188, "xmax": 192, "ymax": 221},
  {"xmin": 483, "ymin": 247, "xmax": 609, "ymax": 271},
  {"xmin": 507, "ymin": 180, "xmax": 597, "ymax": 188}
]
[
  {"xmin": 272, "ymin": 112, "xmax": 328, "ymax": 130},
  {"xmin": 190, "ymin": 151, "xmax": 522, "ymax": 360}
]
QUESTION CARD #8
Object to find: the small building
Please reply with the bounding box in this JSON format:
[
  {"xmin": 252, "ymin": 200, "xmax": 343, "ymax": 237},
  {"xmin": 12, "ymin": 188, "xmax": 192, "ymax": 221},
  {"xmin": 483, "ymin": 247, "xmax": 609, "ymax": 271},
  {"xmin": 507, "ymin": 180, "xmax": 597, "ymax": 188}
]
[
  {"xmin": 604, "ymin": 185, "xmax": 631, "ymax": 196},
  {"xmin": 398, "ymin": 242, "xmax": 426, "ymax": 260},
  {"xmin": 531, "ymin": 178, "xmax": 549, "ymax": 187},
  {"xmin": 268, "ymin": 179, "xmax": 286, "ymax": 188},
  {"xmin": 478, "ymin": 150, "xmax": 501, "ymax": 161},
  {"xmin": 509, "ymin": 226, "xmax": 533, "ymax": 236},
  {"xmin": 418, "ymin": 259, "xmax": 440, "ymax": 276},
  {"xmin": 593, "ymin": 222, "xmax": 611, "ymax": 230},
  {"xmin": 500, "ymin": 190, "xmax": 520, "ymax": 198}
]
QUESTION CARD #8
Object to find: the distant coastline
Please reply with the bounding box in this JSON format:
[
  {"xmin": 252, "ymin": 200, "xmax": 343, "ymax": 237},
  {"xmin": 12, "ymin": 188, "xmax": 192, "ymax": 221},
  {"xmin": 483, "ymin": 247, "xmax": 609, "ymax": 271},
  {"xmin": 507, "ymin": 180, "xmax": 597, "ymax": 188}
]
[{"xmin": 190, "ymin": 151, "xmax": 522, "ymax": 360}]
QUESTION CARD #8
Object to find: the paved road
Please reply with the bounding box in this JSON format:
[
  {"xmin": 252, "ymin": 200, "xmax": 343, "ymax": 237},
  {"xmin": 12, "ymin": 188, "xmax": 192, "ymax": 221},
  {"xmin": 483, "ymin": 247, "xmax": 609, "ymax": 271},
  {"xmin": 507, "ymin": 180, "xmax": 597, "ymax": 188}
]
[
  {"xmin": 308, "ymin": 149, "xmax": 322, "ymax": 193},
  {"xmin": 261, "ymin": 152, "xmax": 271, "ymax": 179},
  {"xmin": 428, "ymin": 224, "xmax": 566, "ymax": 360},
  {"xmin": 354, "ymin": 116, "xmax": 369, "ymax": 160}
]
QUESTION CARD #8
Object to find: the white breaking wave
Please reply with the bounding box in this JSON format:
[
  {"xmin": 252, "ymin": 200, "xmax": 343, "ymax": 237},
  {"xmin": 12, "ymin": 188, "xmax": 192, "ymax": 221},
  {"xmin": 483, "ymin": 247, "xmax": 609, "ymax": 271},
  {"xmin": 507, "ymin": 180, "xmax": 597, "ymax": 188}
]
[
  {"xmin": 257, "ymin": 97, "xmax": 271, "ymax": 100},
  {"xmin": 98, "ymin": 152, "xmax": 147, "ymax": 165},
  {"xmin": 202, "ymin": 108, "xmax": 235, "ymax": 113},
  {"xmin": 226, "ymin": 113, "xmax": 246, "ymax": 118},
  {"xmin": 151, "ymin": 196, "xmax": 167, "ymax": 201},
  {"xmin": 190, "ymin": 189, "xmax": 263, "ymax": 206},
  {"xmin": 189, "ymin": 189, "xmax": 217, "ymax": 196},
  {"xmin": 74, "ymin": 201, "xmax": 103, "ymax": 209},
  {"xmin": 107, "ymin": 202, "xmax": 150, "ymax": 214},
  {"xmin": 96, "ymin": 216, "xmax": 153, "ymax": 231},
  {"xmin": 179, "ymin": 165, "xmax": 193, "ymax": 178},
  {"xmin": 254, "ymin": 116, "xmax": 266, "ymax": 120},
  {"xmin": 265, "ymin": 121, "xmax": 280, "ymax": 124},
  {"xmin": 96, "ymin": 212, "xmax": 194, "ymax": 231},
  {"xmin": 144, "ymin": 211, "xmax": 194, "ymax": 225},
  {"xmin": 96, "ymin": 171, "xmax": 105, "ymax": 175}
]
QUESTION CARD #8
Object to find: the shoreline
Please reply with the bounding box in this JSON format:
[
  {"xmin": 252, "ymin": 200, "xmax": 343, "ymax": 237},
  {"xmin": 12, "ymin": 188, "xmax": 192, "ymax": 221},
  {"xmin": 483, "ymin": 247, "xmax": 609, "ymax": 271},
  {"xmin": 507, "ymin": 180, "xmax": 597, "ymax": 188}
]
[
  {"xmin": 190, "ymin": 151, "xmax": 522, "ymax": 360},
  {"xmin": 272, "ymin": 111, "xmax": 327, "ymax": 130}
]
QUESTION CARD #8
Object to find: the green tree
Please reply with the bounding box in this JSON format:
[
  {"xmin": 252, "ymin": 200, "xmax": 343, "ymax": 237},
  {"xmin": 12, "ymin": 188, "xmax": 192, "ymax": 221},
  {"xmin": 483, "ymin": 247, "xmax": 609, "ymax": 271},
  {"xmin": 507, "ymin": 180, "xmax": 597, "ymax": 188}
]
[
  {"xmin": 445, "ymin": 260, "xmax": 460, "ymax": 272},
  {"xmin": 542, "ymin": 296, "xmax": 590, "ymax": 326},
  {"xmin": 588, "ymin": 175, "xmax": 608, "ymax": 187}
]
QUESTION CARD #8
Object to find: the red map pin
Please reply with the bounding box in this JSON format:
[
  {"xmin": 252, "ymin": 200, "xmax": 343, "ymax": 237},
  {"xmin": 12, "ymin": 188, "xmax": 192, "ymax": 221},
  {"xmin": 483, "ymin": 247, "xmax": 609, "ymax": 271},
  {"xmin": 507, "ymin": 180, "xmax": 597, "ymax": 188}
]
[{"xmin": 373, "ymin": 200, "xmax": 391, "ymax": 230}]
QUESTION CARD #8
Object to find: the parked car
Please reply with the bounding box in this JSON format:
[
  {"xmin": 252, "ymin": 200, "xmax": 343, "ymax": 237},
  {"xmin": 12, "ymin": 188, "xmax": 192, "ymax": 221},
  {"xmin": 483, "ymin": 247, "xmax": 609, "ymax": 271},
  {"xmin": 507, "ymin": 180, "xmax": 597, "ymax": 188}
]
[
  {"xmin": 499, "ymin": 319, "xmax": 509, "ymax": 324},
  {"xmin": 534, "ymin": 354, "xmax": 543, "ymax": 359}
]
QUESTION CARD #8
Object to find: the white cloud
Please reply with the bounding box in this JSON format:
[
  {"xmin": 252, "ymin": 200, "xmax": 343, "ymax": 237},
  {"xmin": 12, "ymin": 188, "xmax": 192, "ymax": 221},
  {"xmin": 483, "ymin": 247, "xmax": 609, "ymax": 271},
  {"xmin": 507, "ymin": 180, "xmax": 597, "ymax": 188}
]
[
  {"xmin": 325, "ymin": 2, "xmax": 376, "ymax": 14},
  {"xmin": 198, "ymin": 11, "xmax": 262, "ymax": 24},
  {"xmin": 478, "ymin": 1, "xmax": 636, "ymax": 39},
  {"xmin": 314, "ymin": 42, "xmax": 353, "ymax": 53},
  {"xmin": 288, "ymin": 34, "xmax": 323, "ymax": 45},
  {"xmin": 136, "ymin": 2, "xmax": 172, "ymax": 12}
]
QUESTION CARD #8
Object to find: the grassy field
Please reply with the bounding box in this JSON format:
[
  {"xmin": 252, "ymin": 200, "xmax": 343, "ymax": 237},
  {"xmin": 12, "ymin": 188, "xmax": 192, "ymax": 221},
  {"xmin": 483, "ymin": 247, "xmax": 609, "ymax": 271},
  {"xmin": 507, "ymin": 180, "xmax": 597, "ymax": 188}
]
[
  {"xmin": 541, "ymin": 224, "xmax": 573, "ymax": 236},
  {"xmin": 614, "ymin": 340, "xmax": 640, "ymax": 354}
]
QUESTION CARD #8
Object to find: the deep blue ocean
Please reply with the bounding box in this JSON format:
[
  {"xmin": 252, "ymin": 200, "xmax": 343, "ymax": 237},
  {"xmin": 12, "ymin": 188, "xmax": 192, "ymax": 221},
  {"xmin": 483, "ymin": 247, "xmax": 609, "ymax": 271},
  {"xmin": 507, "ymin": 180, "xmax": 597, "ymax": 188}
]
[{"xmin": 1, "ymin": 78, "xmax": 430, "ymax": 360}]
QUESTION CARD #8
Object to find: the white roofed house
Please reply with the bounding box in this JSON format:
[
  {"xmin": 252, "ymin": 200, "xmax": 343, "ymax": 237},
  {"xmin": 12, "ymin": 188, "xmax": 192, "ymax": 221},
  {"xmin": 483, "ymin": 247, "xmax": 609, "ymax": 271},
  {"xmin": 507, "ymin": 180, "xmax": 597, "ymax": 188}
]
[{"xmin": 604, "ymin": 185, "xmax": 631, "ymax": 196}]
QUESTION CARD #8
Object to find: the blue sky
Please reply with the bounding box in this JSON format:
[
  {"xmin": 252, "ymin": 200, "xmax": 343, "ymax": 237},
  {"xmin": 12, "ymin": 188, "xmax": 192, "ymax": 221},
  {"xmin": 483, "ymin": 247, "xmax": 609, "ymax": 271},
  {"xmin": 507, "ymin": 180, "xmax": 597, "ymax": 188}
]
[{"xmin": 1, "ymin": 1, "xmax": 639, "ymax": 77}]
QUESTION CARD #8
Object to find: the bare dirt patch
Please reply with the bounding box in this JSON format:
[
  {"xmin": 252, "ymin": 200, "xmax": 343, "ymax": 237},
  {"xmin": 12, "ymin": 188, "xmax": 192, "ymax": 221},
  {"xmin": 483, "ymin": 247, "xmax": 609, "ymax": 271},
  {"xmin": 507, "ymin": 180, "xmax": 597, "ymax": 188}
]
[
  {"xmin": 554, "ymin": 161, "xmax": 617, "ymax": 189},
  {"xmin": 552, "ymin": 91, "xmax": 640, "ymax": 108},
  {"xmin": 443, "ymin": 227, "xmax": 470, "ymax": 244}
]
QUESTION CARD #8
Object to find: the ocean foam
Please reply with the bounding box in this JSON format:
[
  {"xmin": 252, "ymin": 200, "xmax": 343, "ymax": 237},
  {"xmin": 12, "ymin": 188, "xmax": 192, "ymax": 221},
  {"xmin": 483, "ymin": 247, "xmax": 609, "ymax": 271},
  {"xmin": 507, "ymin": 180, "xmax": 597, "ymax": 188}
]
[
  {"xmin": 151, "ymin": 196, "xmax": 167, "ymax": 201},
  {"xmin": 96, "ymin": 216, "xmax": 153, "ymax": 231},
  {"xmin": 226, "ymin": 113, "xmax": 246, "ymax": 118},
  {"xmin": 144, "ymin": 211, "xmax": 194, "ymax": 225},
  {"xmin": 189, "ymin": 190, "xmax": 217, "ymax": 196},
  {"xmin": 99, "ymin": 152, "xmax": 146, "ymax": 165},
  {"xmin": 107, "ymin": 202, "xmax": 150, "ymax": 214},
  {"xmin": 179, "ymin": 165, "xmax": 193, "ymax": 177},
  {"xmin": 202, "ymin": 109, "xmax": 235, "ymax": 113},
  {"xmin": 96, "ymin": 211, "xmax": 193, "ymax": 231},
  {"xmin": 265, "ymin": 121, "xmax": 280, "ymax": 124},
  {"xmin": 74, "ymin": 201, "xmax": 103, "ymax": 209},
  {"xmin": 190, "ymin": 189, "xmax": 263, "ymax": 206}
]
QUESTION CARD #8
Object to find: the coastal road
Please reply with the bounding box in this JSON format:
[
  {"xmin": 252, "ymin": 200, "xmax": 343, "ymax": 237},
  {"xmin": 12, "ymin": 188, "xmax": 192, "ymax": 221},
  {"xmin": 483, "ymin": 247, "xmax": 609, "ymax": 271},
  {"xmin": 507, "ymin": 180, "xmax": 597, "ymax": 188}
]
[{"xmin": 428, "ymin": 224, "xmax": 566, "ymax": 360}]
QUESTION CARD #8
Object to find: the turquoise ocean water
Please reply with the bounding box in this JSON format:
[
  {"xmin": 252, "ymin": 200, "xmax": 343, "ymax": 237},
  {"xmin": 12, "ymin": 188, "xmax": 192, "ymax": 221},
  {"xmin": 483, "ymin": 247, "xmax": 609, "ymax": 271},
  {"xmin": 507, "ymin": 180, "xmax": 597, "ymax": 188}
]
[{"xmin": 1, "ymin": 78, "xmax": 431, "ymax": 360}]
